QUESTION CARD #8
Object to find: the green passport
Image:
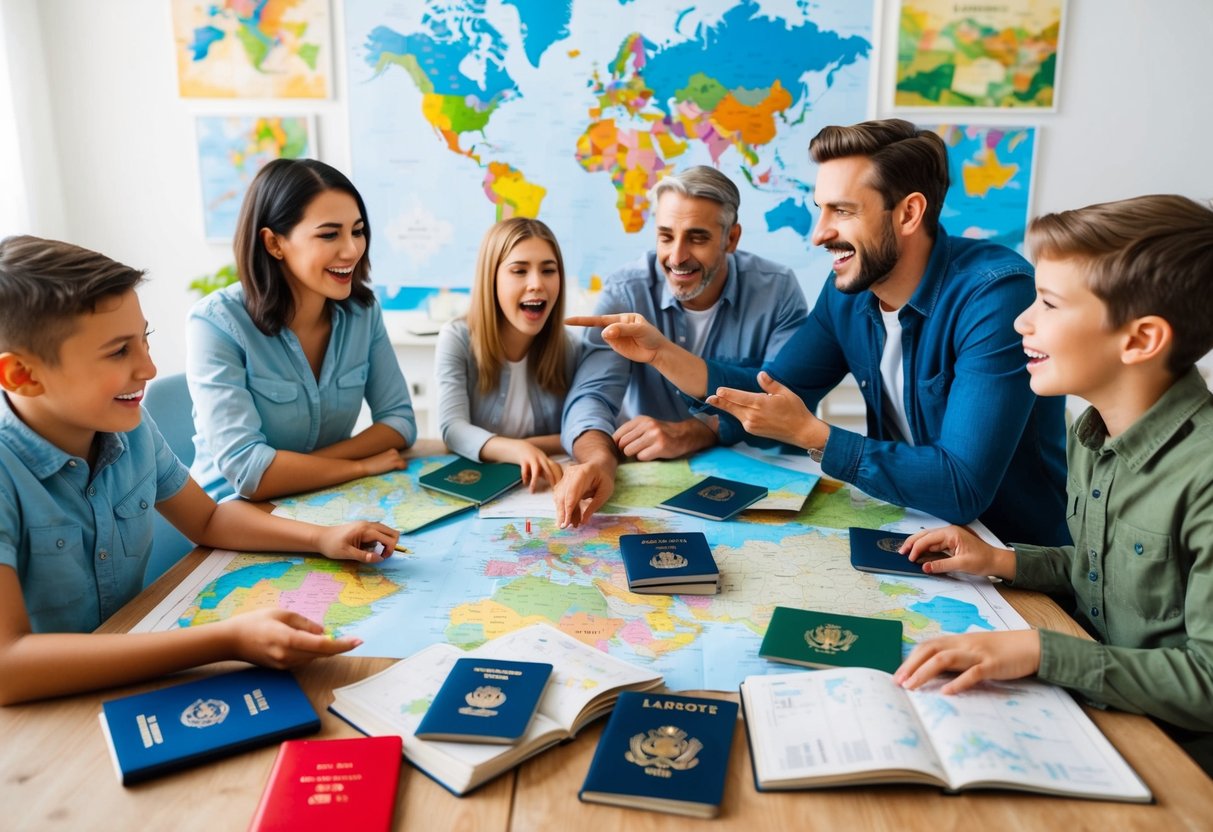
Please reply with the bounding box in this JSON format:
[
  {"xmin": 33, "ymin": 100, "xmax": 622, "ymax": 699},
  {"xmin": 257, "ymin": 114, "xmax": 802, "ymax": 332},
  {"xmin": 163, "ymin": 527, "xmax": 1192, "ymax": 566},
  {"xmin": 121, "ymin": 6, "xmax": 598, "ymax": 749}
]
[
  {"xmin": 759, "ymin": 606, "xmax": 903, "ymax": 674},
  {"xmin": 418, "ymin": 458, "xmax": 523, "ymax": 506}
]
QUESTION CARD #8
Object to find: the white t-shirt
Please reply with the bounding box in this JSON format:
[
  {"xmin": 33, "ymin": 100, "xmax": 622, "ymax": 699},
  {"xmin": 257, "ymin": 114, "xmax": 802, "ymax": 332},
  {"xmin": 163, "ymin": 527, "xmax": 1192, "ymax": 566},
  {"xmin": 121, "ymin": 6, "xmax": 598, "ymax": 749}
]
[
  {"xmin": 879, "ymin": 306, "xmax": 914, "ymax": 445},
  {"xmin": 498, "ymin": 357, "xmax": 535, "ymax": 438},
  {"xmin": 682, "ymin": 304, "xmax": 719, "ymax": 357}
]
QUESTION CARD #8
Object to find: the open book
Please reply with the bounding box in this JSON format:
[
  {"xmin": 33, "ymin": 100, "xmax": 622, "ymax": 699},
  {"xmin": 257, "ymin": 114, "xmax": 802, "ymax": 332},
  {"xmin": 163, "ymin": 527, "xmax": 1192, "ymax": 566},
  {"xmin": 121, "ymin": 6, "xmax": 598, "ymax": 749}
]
[
  {"xmin": 740, "ymin": 668, "xmax": 1151, "ymax": 803},
  {"xmin": 329, "ymin": 624, "xmax": 663, "ymax": 795}
]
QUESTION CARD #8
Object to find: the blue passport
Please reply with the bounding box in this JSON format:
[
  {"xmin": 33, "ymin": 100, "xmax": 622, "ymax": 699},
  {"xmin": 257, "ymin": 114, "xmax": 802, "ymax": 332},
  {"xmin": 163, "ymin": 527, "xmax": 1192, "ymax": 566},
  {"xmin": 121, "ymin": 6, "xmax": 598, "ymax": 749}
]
[
  {"xmin": 658, "ymin": 476, "xmax": 767, "ymax": 521},
  {"xmin": 579, "ymin": 691, "xmax": 738, "ymax": 819},
  {"xmin": 620, "ymin": 532, "xmax": 719, "ymax": 594},
  {"xmin": 414, "ymin": 658, "xmax": 553, "ymax": 744},
  {"xmin": 98, "ymin": 667, "xmax": 320, "ymax": 785},
  {"xmin": 849, "ymin": 527, "xmax": 947, "ymax": 576}
]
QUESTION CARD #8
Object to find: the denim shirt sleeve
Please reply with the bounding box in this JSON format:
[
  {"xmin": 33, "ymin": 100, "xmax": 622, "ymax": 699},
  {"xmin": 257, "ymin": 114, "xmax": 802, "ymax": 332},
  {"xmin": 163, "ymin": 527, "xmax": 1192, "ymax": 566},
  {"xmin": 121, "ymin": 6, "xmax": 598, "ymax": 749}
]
[
  {"xmin": 143, "ymin": 412, "xmax": 191, "ymax": 502},
  {"xmin": 186, "ymin": 306, "xmax": 280, "ymax": 498},
  {"xmin": 363, "ymin": 301, "xmax": 417, "ymax": 447},
  {"xmin": 560, "ymin": 284, "xmax": 634, "ymax": 453},
  {"xmin": 436, "ymin": 321, "xmax": 495, "ymax": 460}
]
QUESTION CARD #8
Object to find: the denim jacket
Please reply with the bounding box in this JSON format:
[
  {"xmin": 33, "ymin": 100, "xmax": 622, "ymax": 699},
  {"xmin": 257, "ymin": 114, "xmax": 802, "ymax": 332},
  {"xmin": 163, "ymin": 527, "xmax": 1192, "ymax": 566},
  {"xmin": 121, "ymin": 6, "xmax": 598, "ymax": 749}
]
[{"xmin": 703, "ymin": 230, "xmax": 1069, "ymax": 546}]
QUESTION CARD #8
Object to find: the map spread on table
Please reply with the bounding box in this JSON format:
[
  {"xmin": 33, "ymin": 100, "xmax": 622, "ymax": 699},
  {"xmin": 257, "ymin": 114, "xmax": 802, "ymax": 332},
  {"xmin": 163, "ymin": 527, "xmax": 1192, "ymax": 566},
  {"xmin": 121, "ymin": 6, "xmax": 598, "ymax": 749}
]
[{"xmin": 134, "ymin": 454, "xmax": 1025, "ymax": 690}]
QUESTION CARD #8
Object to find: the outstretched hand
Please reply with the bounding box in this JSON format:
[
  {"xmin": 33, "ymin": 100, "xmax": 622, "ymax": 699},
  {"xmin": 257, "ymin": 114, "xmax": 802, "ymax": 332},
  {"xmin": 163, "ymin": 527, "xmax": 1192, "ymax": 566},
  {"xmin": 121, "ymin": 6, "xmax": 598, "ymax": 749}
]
[
  {"xmin": 565, "ymin": 313, "xmax": 668, "ymax": 365},
  {"xmin": 316, "ymin": 521, "xmax": 400, "ymax": 563},
  {"xmin": 893, "ymin": 630, "xmax": 1041, "ymax": 695},
  {"xmin": 706, "ymin": 371, "xmax": 820, "ymax": 449},
  {"xmin": 553, "ymin": 460, "xmax": 614, "ymax": 528},
  {"xmin": 223, "ymin": 608, "xmax": 362, "ymax": 669}
]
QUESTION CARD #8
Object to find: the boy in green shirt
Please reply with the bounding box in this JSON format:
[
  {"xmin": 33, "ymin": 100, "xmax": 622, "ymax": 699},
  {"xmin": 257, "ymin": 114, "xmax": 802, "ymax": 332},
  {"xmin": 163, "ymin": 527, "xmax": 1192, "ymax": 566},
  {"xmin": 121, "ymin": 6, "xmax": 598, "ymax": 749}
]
[{"xmin": 894, "ymin": 195, "xmax": 1213, "ymax": 772}]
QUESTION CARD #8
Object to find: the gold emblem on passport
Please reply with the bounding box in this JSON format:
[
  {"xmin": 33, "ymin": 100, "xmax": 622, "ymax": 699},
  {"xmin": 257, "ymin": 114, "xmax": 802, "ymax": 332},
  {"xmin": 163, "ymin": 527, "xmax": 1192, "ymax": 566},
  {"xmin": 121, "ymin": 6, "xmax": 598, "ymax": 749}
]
[
  {"xmin": 650, "ymin": 549, "xmax": 689, "ymax": 569},
  {"xmin": 876, "ymin": 536, "xmax": 905, "ymax": 553},
  {"xmin": 804, "ymin": 624, "xmax": 858, "ymax": 655},
  {"xmin": 458, "ymin": 685, "xmax": 506, "ymax": 717},
  {"xmin": 625, "ymin": 725, "xmax": 702, "ymax": 776},
  {"xmin": 446, "ymin": 469, "xmax": 482, "ymax": 485},
  {"xmin": 180, "ymin": 698, "xmax": 230, "ymax": 728},
  {"xmin": 698, "ymin": 484, "xmax": 734, "ymax": 502}
]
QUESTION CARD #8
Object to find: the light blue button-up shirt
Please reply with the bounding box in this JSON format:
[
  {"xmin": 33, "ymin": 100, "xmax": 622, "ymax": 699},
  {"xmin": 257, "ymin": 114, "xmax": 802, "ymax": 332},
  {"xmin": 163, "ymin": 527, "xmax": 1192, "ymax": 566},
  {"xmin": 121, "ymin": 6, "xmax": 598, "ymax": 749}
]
[
  {"xmin": 187, "ymin": 285, "xmax": 417, "ymax": 501},
  {"xmin": 561, "ymin": 250, "xmax": 808, "ymax": 452},
  {"xmin": 0, "ymin": 395, "xmax": 189, "ymax": 633}
]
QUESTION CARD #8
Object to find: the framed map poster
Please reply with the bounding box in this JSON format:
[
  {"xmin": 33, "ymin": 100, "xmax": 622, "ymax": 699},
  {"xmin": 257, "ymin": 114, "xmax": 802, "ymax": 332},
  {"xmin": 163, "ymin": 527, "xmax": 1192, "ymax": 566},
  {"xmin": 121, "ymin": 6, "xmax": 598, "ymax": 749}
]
[
  {"xmin": 343, "ymin": 0, "xmax": 877, "ymax": 308},
  {"xmin": 172, "ymin": 0, "xmax": 331, "ymax": 98},
  {"xmin": 894, "ymin": 0, "xmax": 1064, "ymax": 110},
  {"xmin": 195, "ymin": 115, "xmax": 315, "ymax": 241},
  {"xmin": 928, "ymin": 124, "xmax": 1038, "ymax": 254}
]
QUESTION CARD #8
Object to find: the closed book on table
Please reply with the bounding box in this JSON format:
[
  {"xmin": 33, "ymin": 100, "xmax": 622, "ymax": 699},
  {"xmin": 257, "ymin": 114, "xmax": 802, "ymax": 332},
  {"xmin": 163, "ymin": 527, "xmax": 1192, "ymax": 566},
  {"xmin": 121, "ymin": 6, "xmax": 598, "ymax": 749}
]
[
  {"xmin": 415, "ymin": 658, "xmax": 553, "ymax": 744},
  {"xmin": 658, "ymin": 476, "xmax": 768, "ymax": 521},
  {"xmin": 248, "ymin": 736, "xmax": 402, "ymax": 832},
  {"xmin": 759, "ymin": 606, "xmax": 903, "ymax": 673},
  {"xmin": 99, "ymin": 667, "xmax": 320, "ymax": 786},
  {"xmin": 579, "ymin": 691, "xmax": 738, "ymax": 819},
  {"xmin": 418, "ymin": 458, "xmax": 522, "ymax": 505},
  {"xmin": 620, "ymin": 532, "xmax": 719, "ymax": 595},
  {"xmin": 849, "ymin": 527, "xmax": 947, "ymax": 576}
]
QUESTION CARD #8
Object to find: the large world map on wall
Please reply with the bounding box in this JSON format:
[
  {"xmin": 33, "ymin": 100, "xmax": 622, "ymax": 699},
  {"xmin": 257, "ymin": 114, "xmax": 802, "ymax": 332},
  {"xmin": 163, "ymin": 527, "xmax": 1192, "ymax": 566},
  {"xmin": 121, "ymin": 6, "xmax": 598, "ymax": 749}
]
[{"xmin": 344, "ymin": 0, "xmax": 873, "ymax": 306}]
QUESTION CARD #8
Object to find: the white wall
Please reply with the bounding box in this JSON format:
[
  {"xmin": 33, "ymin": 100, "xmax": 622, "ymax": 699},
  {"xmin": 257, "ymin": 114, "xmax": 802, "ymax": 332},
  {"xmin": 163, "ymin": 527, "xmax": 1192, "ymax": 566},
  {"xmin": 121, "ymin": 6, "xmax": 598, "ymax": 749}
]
[{"xmin": 12, "ymin": 0, "xmax": 1213, "ymax": 376}]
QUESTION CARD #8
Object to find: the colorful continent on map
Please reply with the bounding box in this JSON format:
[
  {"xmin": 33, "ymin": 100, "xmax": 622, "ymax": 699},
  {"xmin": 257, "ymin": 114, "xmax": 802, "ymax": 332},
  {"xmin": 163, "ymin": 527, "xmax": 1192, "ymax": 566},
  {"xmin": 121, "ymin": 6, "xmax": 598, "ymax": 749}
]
[
  {"xmin": 931, "ymin": 124, "xmax": 1036, "ymax": 252},
  {"xmin": 895, "ymin": 3, "xmax": 1061, "ymax": 108},
  {"xmin": 174, "ymin": 0, "xmax": 329, "ymax": 98},
  {"xmin": 178, "ymin": 554, "xmax": 404, "ymax": 636}
]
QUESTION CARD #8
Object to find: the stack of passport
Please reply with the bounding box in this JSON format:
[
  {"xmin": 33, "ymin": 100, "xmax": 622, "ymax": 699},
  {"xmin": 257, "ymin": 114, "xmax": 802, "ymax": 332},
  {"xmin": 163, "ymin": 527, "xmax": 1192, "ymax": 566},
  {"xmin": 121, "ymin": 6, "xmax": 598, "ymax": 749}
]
[{"xmin": 620, "ymin": 532, "xmax": 719, "ymax": 595}]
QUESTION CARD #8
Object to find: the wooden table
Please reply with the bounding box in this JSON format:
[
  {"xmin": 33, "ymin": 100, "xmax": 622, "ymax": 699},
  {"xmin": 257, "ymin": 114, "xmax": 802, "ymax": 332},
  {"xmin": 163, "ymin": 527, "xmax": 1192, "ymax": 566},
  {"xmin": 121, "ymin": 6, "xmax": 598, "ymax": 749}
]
[{"xmin": 4, "ymin": 494, "xmax": 1212, "ymax": 829}]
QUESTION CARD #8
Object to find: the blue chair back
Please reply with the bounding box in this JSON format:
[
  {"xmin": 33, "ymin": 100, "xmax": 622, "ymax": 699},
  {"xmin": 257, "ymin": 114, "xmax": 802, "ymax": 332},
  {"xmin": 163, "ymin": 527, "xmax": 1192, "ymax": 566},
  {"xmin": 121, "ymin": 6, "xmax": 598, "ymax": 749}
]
[{"xmin": 141, "ymin": 373, "xmax": 196, "ymax": 587}]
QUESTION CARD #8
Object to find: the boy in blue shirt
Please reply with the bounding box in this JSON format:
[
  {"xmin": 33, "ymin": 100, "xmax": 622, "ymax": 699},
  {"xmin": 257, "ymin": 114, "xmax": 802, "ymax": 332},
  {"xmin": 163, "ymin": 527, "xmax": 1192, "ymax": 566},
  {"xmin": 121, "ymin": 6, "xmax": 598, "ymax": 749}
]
[
  {"xmin": 894, "ymin": 195, "xmax": 1213, "ymax": 772},
  {"xmin": 0, "ymin": 236, "xmax": 399, "ymax": 704}
]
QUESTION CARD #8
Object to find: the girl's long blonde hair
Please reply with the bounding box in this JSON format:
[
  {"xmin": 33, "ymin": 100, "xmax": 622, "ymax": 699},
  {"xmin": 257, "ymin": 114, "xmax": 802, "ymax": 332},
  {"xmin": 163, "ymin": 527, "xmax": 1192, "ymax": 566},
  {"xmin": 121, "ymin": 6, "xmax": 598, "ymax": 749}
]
[{"xmin": 466, "ymin": 218, "xmax": 569, "ymax": 396}]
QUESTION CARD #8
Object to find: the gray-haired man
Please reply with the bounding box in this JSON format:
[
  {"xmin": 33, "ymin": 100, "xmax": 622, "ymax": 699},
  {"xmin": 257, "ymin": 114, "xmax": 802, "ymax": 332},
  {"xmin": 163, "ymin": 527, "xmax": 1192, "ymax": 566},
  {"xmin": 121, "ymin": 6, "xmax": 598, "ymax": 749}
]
[{"xmin": 556, "ymin": 166, "xmax": 807, "ymax": 526}]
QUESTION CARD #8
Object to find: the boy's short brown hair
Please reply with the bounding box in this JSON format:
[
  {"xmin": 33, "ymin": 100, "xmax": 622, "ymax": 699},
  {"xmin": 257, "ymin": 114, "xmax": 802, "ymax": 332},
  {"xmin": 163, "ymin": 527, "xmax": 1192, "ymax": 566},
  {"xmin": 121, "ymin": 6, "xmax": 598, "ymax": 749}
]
[
  {"xmin": 0, "ymin": 236, "xmax": 145, "ymax": 364},
  {"xmin": 1027, "ymin": 195, "xmax": 1213, "ymax": 374}
]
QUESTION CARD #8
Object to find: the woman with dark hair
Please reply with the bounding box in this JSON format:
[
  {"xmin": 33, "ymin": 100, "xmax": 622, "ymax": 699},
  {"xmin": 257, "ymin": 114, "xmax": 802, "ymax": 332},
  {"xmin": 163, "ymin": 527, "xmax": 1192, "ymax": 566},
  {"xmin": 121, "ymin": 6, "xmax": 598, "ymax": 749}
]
[{"xmin": 186, "ymin": 158, "xmax": 415, "ymax": 501}]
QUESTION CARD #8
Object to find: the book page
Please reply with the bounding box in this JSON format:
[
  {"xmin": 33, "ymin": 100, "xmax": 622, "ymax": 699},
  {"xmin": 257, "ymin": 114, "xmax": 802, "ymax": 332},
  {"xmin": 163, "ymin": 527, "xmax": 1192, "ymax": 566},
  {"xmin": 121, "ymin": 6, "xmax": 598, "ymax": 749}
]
[
  {"xmin": 905, "ymin": 678, "xmax": 1151, "ymax": 800},
  {"xmin": 472, "ymin": 624, "xmax": 662, "ymax": 732},
  {"xmin": 743, "ymin": 669, "xmax": 946, "ymax": 785},
  {"xmin": 330, "ymin": 643, "xmax": 564, "ymax": 769}
]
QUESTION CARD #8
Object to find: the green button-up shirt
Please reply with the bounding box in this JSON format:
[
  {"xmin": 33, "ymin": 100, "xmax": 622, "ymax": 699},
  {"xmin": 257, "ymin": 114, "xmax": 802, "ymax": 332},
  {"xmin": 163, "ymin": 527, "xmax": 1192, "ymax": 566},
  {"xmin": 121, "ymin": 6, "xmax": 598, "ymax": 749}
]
[{"xmin": 1011, "ymin": 368, "xmax": 1213, "ymax": 732}]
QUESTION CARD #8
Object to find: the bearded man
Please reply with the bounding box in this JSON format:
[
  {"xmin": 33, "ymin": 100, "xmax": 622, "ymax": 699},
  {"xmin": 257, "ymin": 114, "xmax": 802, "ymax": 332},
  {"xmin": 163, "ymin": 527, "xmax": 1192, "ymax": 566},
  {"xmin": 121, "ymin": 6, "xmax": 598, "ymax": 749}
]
[{"xmin": 561, "ymin": 121, "xmax": 1067, "ymax": 548}]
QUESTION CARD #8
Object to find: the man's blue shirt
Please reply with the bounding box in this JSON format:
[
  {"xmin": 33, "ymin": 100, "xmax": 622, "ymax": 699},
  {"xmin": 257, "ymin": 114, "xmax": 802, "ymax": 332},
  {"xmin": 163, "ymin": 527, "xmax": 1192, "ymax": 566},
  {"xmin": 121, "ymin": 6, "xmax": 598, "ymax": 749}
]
[
  {"xmin": 561, "ymin": 250, "xmax": 808, "ymax": 452},
  {"xmin": 703, "ymin": 230, "xmax": 1069, "ymax": 546},
  {"xmin": 0, "ymin": 395, "xmax": 190, "ymax": 633}
]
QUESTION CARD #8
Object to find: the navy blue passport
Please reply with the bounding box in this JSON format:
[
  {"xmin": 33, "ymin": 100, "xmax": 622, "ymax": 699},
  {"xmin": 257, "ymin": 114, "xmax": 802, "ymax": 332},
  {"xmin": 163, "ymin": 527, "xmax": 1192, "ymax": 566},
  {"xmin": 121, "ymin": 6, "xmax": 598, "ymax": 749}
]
[
  {"xmin": 415, "ymin": 658, "xmax": 553, "ymax": 744},
  {"xmin": 849, "ymin": 527, "xmax": 947, "ymax": 576},
  {"xmin": 620, "ymin": 532, "xmax": 719, "ymax": 594},
  {"xmin": 658, "ymin": 476, "xmax": 767, "ymax": 521},
  {"xmin": 579, "ymin": 691, "xmax": 738, "ymax": 819},
  {"xmin": 98, "ymin": 667, "xmax": 320, "ymax": 785}
]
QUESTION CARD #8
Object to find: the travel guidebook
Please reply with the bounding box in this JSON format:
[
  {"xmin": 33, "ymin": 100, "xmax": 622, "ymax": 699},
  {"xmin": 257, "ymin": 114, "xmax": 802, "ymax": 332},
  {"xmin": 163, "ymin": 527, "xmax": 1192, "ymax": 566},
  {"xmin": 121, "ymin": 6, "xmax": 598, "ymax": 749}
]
[
  {"xmin": 415, "ymin": 658, "xmax": 553, "ymax": 744},
  {"xmin": 328, "ymin": 623, "xmax": 662, "ymax": 795},
  {"xmin": 759, "ymin": 606, "xmax": 903, "ymax": 674},
  {"xmin": 248, "ymin": 736, "xmax": 403, "ymax": 832},
  {"xmin": 619, "ymin": 532, "xmax": 719, "ymax": 595},
  {"xmin": 579, "ymin": 691, "xmax": 738, "ymax": 819},
  {"xmin": 98, "ymin": 668, "xmax": 320, "ymax": 785},
  {"xmin": 739, "ymin": 669, "xmax": 1152, "ymax": 802},
  {"xmin": 418, "ymin": 458, "xmax": 523, "ymax": 505},
  {"xmin": 658, "ymin": 476, "xmax": 767, "ymax": 521}
]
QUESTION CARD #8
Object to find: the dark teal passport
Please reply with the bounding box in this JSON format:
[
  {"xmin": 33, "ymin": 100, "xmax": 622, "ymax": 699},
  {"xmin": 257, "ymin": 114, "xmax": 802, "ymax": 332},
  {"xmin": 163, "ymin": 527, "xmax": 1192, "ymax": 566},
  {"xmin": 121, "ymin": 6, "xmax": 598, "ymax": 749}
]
[
  {"xmin": 418, "ymin": 458, "xmax": 523, "ymax": 505},
  {"xmin": 579, "ymin": 691, "xmax": 738, "ymax": 818},
  {"xmin": 849, "ymin": 527, "xmax": 946, "ymax": 576},
  {"xmin": 99, "ymin": 667, "xmax": 320, "ymax": 785},
  {"xmin": 658, "ymin": 476, "xmax": 767, "ymax": 521},
  {"xmin": 415, "ymin": 658, "xmax": 553, "ymax": 744},
  {"xmin": 620, "ymin": 532, "xmax": 718, "ymax": 592}
]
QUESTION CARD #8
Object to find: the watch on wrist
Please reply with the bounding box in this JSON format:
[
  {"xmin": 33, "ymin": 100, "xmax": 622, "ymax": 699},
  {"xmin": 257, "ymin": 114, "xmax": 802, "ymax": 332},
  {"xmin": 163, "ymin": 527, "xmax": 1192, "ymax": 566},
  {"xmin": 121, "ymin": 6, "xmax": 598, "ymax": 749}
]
[{"xmin": 808, "ymin": 446, "xmax": 824, "ymax": 463}]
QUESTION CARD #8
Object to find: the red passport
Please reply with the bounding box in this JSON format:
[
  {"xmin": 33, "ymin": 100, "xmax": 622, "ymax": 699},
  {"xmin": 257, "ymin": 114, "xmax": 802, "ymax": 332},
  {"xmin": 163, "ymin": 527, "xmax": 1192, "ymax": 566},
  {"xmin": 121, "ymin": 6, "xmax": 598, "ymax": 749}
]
[{"xmin": 248, "ymin": 736, "xmax": 403, "ymax": 832}]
